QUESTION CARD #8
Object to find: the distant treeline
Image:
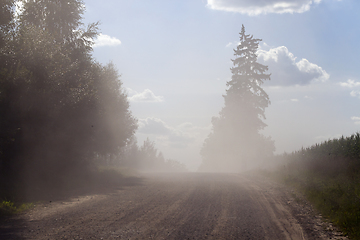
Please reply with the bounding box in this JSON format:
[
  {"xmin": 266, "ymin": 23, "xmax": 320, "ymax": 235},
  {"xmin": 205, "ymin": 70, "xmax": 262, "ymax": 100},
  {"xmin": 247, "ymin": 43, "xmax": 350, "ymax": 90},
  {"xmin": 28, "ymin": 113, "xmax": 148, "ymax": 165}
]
[
  {"xmin": 116, "ymin": 137, "xmax": 187, "ymax": 173},
  {"xmin": 276, "ymin": 133, "xmax": 360, "ymax": 239},
  {"xmin": 0, "ymin": 0, "xmax": 185, "ymax": 202}
]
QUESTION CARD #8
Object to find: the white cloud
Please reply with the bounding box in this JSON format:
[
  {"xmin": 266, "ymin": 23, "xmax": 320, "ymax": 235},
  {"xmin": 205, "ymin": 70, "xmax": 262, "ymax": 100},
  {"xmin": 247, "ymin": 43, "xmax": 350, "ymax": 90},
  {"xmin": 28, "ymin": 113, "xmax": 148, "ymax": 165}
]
[
  {"xmin": 226, "ymin": 41, "xmax": 239, "ymax": 48},
  {"xmin": 137, "ymin": 118, "xmax": 211, "ymax": 149},
  {"xmin": 93, "ymin": 34, "xmax": 121, "ymax": 47},
  {"xmin": 138, "ymin": 118, "xmax": 171, "ymax": 135},
  {"xmin": 339, "ymin": 79, "xmax": 360, "ymax": 88},
  {"xmin": 339, "ymin": 79, "xmax": 360, "ymax": 98},
  {"xmin": 290, "ymin": 99, "xmax": 299, "ymax": 102},
  {"xmin": 207, "ymin": 0, "xmax": 322, "ymax": 15},
  {"xmin": 126, "ymin": 88, "xmax": 137, "ymax": 96},
  {"xmin": 138, "ymin": 118, "xmax": 195, "ymax": 148},
  {"xmin": 258, "ymin": 46, "xmax": 329, "ymax": 86},
  {"xmin": 351, "ymin": 117, "xmax": 360, "ymax": 125},
  {"xmin": 350, "ymin": 91, "xmax": 360, "ymax": 98},
  {"xmin": 127, "ymin": 89, "xmax": 164, "ymax": 103}
]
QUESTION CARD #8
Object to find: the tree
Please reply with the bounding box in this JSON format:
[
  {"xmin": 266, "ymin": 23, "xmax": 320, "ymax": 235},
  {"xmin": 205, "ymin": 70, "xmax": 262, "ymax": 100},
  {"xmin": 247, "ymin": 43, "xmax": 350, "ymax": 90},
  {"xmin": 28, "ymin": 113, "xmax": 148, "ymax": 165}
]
[
  {"xmin": 164, "ymin": 159, "xmax": 188, "ymax": 172},
  {"xmin": 117, "ymin": 135, "xmax": 140, "ymax": 168},
  {"xmin": 138, "ymin": 138, "xmax": 158, "ymax": 171},
  {"xmin": 136, "ymin": 138, "xmax": 187, "ymax": 172},
  {"xmin": 20, "ymin": 0, "xmax": 85, "ymax": 43},
  {"xmin": 0, "ymin": 0, "xmax": 137, "ymax": 200},
  {"xmin": 199, "ymin": 25, "xmax": 274, "ymax": 172},
  {"xmin": 0, "ymin": 0, "xmax": 14, "ymax": 48}
]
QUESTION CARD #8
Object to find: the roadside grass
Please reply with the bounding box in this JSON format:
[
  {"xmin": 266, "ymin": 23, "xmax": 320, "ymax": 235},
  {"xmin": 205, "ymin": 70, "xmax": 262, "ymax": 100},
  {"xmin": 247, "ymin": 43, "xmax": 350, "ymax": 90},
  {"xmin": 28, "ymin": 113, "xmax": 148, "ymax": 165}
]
[
  {"xmin": 264, "ymin": 132, "xmax": 360, "ymax": 239},
  {"xmin": 0, "ymin": 165, "xmax": 140, "ymax": 218},
  {"xmin": 281, "ymin": 172, "xmax": 360, "ymax": 239},
  {"xmin": 0, "ymin": 200, "xmax": 34, "ymax": 218}
]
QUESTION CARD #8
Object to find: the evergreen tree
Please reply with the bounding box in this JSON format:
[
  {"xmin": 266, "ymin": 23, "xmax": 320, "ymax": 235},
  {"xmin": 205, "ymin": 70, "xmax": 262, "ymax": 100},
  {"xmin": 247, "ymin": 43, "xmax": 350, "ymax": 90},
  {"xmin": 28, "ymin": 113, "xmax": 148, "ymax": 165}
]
[{"xmin": 200, "ymin": 25, "xmax": 274, "ymax": 172}]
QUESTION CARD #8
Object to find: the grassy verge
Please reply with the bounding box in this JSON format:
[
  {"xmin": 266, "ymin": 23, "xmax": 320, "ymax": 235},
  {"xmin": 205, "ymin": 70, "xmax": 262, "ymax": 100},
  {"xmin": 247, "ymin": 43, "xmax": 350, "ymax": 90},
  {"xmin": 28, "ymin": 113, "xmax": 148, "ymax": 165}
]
[
  {"xmin": 284, "ymin": 172, "xmax": 360, "ymax": 239},
  {"xmin": 0, "ymin": 200, "xmax": 34, "ymax": 218},
  {"xmin": 263, "ymin": 168, "xmax": 360, "ymax": 239},
  {"xmin": 0, "ymin": 166, "xmax": 140, "ymax": 218},
  {"xmin": 263, "ymin": 133, "xmax": 360, "ymax": 239}
]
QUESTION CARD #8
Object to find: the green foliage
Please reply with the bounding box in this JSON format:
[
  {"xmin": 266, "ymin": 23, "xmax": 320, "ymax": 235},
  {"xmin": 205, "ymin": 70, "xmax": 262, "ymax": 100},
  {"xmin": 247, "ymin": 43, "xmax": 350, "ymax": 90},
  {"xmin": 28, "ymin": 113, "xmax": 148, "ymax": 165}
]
[
  {"xmin": 277, "ymin": 132, "xmax": 360, "ymax": 239},
  {"xmin": 200, "ymin": 25, "xmax": 274, "ymax": 172},
  {"xmin": 0, "ymin": 0, "xmax": 14, "ymax": 48},
  {"xmin": 19, "ymin": 0, "xmax": 85, "ymax": 43},
  {"xmin": 0, "ymin": 0, "xmax": 137, "ymax": 201},
  {"xmin": 0, "ymin": 200, "xmax": 34, "ymax": 217}
]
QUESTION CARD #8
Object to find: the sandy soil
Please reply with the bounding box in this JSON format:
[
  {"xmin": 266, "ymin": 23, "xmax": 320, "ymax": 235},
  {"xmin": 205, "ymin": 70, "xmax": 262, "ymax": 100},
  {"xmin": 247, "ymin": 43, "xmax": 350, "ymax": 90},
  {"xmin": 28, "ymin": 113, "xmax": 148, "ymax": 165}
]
[{"xmin": 0, "ymin": 173, "xmax": 348, "ymax": 239}]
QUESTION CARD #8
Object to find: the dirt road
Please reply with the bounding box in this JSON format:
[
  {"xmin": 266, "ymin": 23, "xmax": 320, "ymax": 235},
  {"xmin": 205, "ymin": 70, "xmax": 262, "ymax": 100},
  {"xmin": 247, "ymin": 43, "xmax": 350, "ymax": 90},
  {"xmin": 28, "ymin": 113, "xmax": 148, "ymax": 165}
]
[{"xmin": 0, "ymin": 173, "xmax": 347, "ymax": 239}]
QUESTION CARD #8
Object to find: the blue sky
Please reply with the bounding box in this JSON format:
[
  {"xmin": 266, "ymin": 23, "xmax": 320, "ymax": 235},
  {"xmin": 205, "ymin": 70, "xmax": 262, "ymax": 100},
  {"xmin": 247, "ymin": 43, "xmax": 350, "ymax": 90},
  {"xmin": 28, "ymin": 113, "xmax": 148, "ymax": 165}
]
[{"xmin": 82, "ymin": 0, "xmax": 360, "ymax": 171}]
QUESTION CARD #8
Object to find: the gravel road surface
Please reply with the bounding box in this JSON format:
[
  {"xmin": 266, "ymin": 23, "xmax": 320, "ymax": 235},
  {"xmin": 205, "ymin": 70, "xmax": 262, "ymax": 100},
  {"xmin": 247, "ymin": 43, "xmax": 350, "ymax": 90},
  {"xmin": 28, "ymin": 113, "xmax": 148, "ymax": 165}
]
[{"xmin": 0, "ymin": 173, "xmax": 347, "ymax": 239}]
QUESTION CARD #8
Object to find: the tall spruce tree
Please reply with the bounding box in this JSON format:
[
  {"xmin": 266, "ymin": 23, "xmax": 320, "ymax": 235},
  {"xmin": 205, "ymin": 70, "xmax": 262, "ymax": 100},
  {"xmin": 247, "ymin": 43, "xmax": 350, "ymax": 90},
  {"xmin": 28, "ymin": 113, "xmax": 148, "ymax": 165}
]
[{"xmin": 200, "ymin": 25, "xmax": 274, "ymax": 172}]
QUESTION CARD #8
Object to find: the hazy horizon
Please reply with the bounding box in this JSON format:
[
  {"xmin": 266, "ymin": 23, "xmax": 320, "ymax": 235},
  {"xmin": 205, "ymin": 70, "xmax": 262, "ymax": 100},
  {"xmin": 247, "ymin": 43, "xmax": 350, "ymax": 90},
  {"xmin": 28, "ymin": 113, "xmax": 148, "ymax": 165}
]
[{"xmin": 82, "ymin": 0, "xmax": 360, "ymax": 171}]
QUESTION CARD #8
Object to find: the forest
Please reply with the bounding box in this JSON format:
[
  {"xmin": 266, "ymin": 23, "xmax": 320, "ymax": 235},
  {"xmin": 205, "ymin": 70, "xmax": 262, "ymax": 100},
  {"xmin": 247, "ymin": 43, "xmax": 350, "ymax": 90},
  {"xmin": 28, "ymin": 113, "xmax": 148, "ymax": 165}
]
[{"xmin": 0, "ymin": 0, "xmax": 185, "ymax": 202}]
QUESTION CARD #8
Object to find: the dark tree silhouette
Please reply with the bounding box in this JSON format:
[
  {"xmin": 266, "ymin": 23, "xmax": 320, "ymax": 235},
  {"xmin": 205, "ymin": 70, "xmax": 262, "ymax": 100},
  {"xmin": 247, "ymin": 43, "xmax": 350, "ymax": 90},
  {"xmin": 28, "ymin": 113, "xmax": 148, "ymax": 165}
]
[
  {"xmin": 0, "ymin": 0, "xmax": 137, "ymax": 200},
  {"xmin": 0, "ymin": 0, "xmax": 13, "ymax": 48},
  {"xmin": 199, "ymin": 25, "xmax": 274, "ymax": 172},
  {"xmin": 127, "ymin": 138, "xmax": 187, "ymax": 172},
  {"xmin": 20, "ymin": 0, "xmax": 85, "ymax": 43}
]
